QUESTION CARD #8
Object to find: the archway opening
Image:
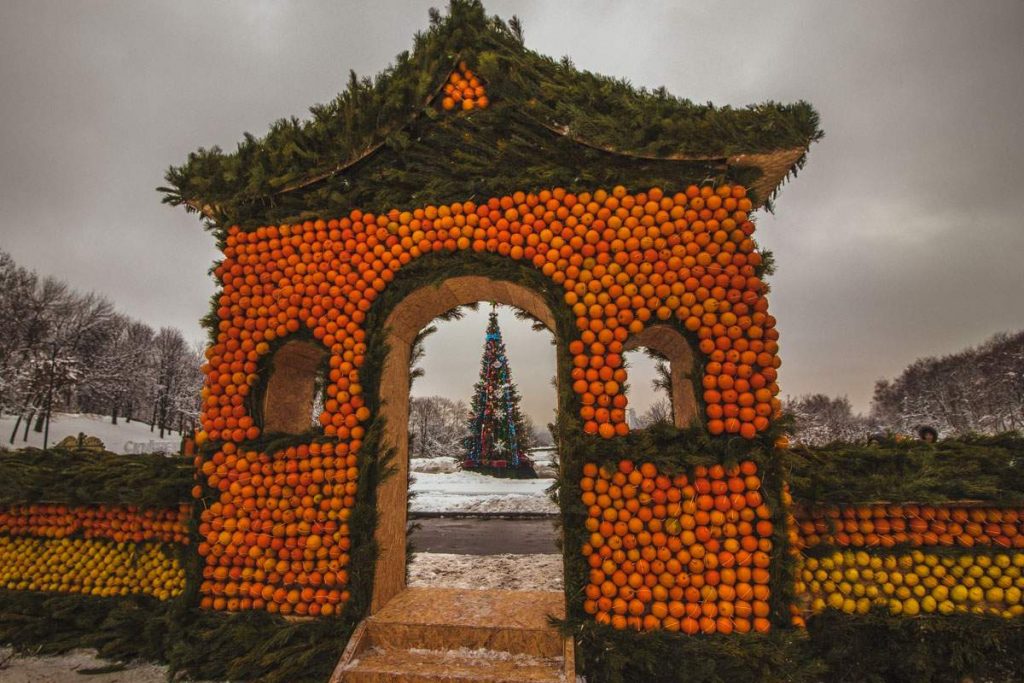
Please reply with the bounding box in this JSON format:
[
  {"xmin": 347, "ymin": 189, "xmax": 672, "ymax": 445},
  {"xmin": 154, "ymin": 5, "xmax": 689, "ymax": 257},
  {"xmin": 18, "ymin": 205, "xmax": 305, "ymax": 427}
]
[
  {"xmin": 260, "ymin": 339, "xmax": 328, "ymax": 434},
  {"xmin": 372, "ymin": 276, "xmax": 566, "ymax": 612},
  {"xmin": 405, "ymin": 302, "xmax": 561, "ymax": 592},
  {"xmin": 622, "ymin": 325, "xmax": 701, "ymax": 430}
]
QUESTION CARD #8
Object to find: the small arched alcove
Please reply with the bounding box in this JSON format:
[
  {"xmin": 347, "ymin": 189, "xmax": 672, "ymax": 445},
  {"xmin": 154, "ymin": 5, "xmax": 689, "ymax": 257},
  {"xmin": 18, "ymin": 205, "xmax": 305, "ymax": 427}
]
[
  {"xmin": 371, "ymin": 276, "xmax": 563, "ymax": 612},
  {"xmin": 260, "ymin": 339, "xmax": 328, "ymax": 434},
  {"xmin": 623, "ymin": 325, "xmax": 700, "ymax": 429}
]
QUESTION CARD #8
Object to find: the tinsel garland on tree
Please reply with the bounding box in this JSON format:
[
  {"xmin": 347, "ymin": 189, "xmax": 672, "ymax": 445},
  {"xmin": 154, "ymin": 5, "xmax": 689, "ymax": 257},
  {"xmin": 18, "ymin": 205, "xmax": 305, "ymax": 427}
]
[{"xmin": 462, "ymin": 306, "xmax": 537, "ymax": 478}]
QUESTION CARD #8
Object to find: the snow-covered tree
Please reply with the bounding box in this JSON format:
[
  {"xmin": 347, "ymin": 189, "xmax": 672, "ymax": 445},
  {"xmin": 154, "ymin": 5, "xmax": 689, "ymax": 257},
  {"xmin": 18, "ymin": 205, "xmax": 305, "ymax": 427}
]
[
  {"xmin": 785, "ymin": 394, "xmax": 873, "ymax": 446},
  {"xmin": 872, "ymin": 330, "xmax": 1024, "ymax": 436},
  {"xmin": 409, "ymin": 396, "xmax": 469, "ymax": 459},
  {"xmin": 0, "ymin": 250, "xmax": 204, "ymax": 444}
]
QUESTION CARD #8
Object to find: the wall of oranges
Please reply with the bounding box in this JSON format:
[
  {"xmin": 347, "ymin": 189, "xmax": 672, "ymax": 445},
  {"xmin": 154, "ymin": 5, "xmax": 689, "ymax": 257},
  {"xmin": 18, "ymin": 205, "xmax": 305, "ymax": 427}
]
[
  {"xmin": 194, "ymin": 441, "xmax": 354, "ymax": 616},
  {"xmin": 0, "ymin": 503, "xmax": 191, "ymax": 544},
  {"xmin": 196, "ymin": 183, "xmax": 780, "ymax": 616},
  {"xmin": 580, "ymin": 459, "xmax": 775, "ymax": 634},
  {"xmin": 203, "ymin": 183, "xmax": 777, "ymax": 447},
  {"xmin": 790, "ymin": 502, "xmax": 1024, "ymax": 621}
]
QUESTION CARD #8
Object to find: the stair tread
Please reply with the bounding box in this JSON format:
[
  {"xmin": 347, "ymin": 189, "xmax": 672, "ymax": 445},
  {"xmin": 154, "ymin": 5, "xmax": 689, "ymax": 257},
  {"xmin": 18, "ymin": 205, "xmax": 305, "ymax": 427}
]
[{"xmin": 344, "ymin": 646, "xmax": 564, "ymax": 682}]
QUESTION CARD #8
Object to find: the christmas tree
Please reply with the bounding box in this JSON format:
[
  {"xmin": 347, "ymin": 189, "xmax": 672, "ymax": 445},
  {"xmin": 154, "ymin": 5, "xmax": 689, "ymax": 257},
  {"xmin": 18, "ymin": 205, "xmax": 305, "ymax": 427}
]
[{"xmin": 462, "ymin": 306, "xmax": 536, "ymax": 478}]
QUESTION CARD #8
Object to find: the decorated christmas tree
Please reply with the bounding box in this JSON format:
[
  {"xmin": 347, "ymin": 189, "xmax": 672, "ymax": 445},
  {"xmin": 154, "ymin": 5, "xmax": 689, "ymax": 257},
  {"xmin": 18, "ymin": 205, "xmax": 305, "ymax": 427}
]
[{"xmin": 462, "ymin": 306, "xmax": 536, "ymax": 478}]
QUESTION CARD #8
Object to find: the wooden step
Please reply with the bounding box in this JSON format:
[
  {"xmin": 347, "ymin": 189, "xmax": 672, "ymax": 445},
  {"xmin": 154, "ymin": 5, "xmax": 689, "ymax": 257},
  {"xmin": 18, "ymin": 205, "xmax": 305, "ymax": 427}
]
[
  {"xmin": 365, "ymin": 587, "xmax": 564, "ymax": 657},
  {"xmin": 337, "ymin": 645, "xmax": 565, "ymax": 683},
  {"xmin": 332, "ymin": 587, "xmax": 572, "ymax": 683}
]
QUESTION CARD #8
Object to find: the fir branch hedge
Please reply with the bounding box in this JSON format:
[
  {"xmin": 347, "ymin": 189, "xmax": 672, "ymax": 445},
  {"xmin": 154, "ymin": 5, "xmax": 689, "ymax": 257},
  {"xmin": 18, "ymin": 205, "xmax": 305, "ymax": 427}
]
[
  {"xmin": 571, "ymin": 609, "xmax": 1024, "ymax": 683},
  {"xmin": 0, "ymin": 590, "xmax": 348, "ymax": 683},
  {"xmin": 0, "ymin": 448, "xmax": 192, "ymax": 508},
  {"xmin": 5, "ymin": 589, "xmax": 1021, "ymax": 683},
  {"xmin": 784, "ymin": 435, "xmax": 1024, "ymax": 505},
  {"xmin": 160, "ymin": 0, "xmax": 821, "ymax": 231}
]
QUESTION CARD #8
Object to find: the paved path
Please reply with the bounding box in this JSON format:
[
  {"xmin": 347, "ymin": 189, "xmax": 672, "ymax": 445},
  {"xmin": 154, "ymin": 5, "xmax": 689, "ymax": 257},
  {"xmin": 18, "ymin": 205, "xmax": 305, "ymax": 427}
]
[{"xmin": 409, "ymin": 517, "xmax": 559, "ymax": 555}]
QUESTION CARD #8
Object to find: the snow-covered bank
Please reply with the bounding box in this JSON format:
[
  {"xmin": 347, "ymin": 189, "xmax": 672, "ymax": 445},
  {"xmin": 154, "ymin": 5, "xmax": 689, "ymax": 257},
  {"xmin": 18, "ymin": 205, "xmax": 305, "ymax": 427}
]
[
  {"xmin": 0, "ymin": 413, "xmax": 180, "ymax": 454},
  {"xmin": 410, "ymin": 469, "xmax": 557, "ymax": 514}
]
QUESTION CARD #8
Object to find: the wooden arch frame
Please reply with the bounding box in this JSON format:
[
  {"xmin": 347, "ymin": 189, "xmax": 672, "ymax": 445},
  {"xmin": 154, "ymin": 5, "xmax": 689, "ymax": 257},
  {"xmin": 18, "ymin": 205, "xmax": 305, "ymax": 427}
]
[
  {"xmin": 623, "ymin": 325, "xmax": 701, "ymax": 429},
  {"xmin": 260, "ymin": 340, "xmax": 328, "ymax": 434},
  {"xmin": 371, "ymin": 275, "xmax": 566, "ymax": 612}
]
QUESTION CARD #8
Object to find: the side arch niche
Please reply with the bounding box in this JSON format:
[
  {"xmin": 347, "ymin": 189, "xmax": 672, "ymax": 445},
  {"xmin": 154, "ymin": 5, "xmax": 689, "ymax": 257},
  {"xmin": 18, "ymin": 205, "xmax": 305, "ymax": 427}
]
[
  {"xmin": 623, "ymin": 325, "xmax": 701, "ymax": 429},
  {"xmin": 371, "ymin": 275, "xmax": 563, "ymax": 612},
  {"xmin": 260, "ymin": 340, "xmax": 328, "ymax": 434}
]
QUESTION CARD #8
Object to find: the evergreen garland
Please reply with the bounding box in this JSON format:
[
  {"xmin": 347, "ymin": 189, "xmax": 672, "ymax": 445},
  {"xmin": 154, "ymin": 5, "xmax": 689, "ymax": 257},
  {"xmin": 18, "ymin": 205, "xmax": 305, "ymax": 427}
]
[
  {"xmin": 784, "ymin": 434, "xmax": 1024, "ymax": 505},
  {"xmin": 0, "ymin": 447, "xmax": 192, "ymax": 508},
  {"xmin": 159, "ymin": 0, "xmax": 821, "ymax": 232}
]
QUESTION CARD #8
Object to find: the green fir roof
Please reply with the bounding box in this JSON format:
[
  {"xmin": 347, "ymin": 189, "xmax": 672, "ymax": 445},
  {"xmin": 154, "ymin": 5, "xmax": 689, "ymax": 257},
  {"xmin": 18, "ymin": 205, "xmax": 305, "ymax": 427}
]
[{"xmin": 161, "ymin": 0, "xmax": 822, "ymax": 232}]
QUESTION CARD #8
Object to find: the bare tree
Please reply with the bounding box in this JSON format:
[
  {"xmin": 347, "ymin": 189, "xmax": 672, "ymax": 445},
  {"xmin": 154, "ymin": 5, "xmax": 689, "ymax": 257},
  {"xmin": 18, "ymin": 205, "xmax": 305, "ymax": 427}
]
[
  {"xmin": 785, "ymin": 394, "xmax": 872, "ymax": 446},
  {"xmin": 408, "ymin": 396, "xmax": 469, "ymax": 459},
  {"xmin": 635, "ymin": 399, "xmax": 673, "ymax": 429},
  {"xmin": 872, "ymin": 330, "xmax": 1024, "ymax": 436}
]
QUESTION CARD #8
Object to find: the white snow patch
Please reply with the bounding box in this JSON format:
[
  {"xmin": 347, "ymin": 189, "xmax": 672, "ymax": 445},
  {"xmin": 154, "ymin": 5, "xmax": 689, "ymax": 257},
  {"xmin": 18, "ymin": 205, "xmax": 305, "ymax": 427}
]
[
  {"xmin": 0, "ymin": 413, "xmax": 180, "ymax": 454},
  {"xmin": 410, "ymin": 469, "xmax": 557, "ymax": 514},
  {"xmin": 410, "ymin": 457, "xmax": 459, "ymax": 474},
  {"xmin": 408, "ymin": 552, "xmax": 563, "ymax": 592},
  {"xmin": 402, "ymin": 645, "xmax": 562, "ymax": 667},
  {"xmin": 0, "ymin": 647, "xmax": 184, "ymax": 683}
]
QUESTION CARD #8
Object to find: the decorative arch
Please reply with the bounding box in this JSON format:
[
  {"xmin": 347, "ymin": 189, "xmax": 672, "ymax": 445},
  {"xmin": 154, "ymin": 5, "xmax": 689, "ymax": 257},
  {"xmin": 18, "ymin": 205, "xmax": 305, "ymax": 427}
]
[
  {"xmin": 260, "ymin": 340, "xmax": 328, "ymax": 434},
  {"xmin": 370, "ymin": 275, "xmax": 565, "ymax": 612},
  {"xmin": 191, "ymin": 184, "xmax": 783, "ymax": 620},
  {"xmin": 623, "ymin": 325, "xmax": 700, "ymax": 429}
]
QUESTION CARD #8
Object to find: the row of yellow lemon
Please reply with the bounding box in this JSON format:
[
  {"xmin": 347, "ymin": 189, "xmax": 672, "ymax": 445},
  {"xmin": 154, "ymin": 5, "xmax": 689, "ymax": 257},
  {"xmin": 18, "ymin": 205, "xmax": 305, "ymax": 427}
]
[
  {"xmin": 796, "ymin": 550, "xmax": 1024, "ymax": 619},
  {"xmin": 0, "ymin": 536, "xmax": 185, "ymax": 601}
]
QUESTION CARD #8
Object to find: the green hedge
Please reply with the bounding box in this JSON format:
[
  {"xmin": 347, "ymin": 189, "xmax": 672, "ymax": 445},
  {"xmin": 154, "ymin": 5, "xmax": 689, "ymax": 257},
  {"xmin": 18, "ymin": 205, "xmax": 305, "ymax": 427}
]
[
  {"xmin": 0, "ymin": 590, "xmax": 348, "ymax": 683},
  {"xmin": 571, "ymin": 609, "xmax": 1024, "ymax": 683},
  {"xmin": 160, "ymin": 0, "xmax": 821, "ymax": 230},
  {"xmin": 785, "ymin": 434, "xmax": 1024, "ymax": 505},
  {"xmin": 0, "ymin": 447, "xmax": 193, "ymax": 508}
]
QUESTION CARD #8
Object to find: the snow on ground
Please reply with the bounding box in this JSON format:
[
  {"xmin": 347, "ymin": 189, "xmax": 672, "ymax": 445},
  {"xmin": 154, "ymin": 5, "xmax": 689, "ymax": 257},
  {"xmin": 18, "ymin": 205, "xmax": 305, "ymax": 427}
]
[
  {"xmin": 408, "ymin": 552, "xmax": 563, "ymax": 592},
  {"xmin": 410, "ymin": 457, "xmax": 460, "ymax": 474},
  {"xmin": 410, "ymin": 469, "xmax": 558, "ymax": 514},
  {"xmin": 0, "ymin": 647, "xmax": 173, "ymax": 683},
  {"xmin": 0, "ymin": 413, "xmax": 180, "ymax": 454}
]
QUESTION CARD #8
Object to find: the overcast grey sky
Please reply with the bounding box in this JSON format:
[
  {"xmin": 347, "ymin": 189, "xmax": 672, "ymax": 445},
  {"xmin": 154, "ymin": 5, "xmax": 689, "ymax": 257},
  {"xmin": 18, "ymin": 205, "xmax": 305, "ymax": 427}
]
[{"xmin": 1, "ymin": 1, "xmax": 1022, "ymax": 425}]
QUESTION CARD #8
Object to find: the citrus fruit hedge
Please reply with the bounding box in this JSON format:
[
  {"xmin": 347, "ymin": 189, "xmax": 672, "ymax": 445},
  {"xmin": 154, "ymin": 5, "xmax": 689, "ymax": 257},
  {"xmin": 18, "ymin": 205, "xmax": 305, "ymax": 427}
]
[
  {"xmin": 195, "ymin": 442, "xmax": 355, "ymax": 615},
  {"xmin": 0, "ymin": 535, "xmax": 185, "ymax": 600},
  {"xmin": 0, "ymin": 447, "xmax": 193, "ymax": 604},
  {"xmin": 0, "ymin": 503, "xmax": 190, "ymax": 544},
  {"xmin": 581, "ymin": 459, "xmax": 774, "ymax": 634}
]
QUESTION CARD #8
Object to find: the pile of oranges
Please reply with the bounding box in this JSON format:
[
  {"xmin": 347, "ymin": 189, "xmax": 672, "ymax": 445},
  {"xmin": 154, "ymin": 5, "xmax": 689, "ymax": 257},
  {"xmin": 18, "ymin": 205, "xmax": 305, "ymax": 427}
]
[
  {"xmin": 792, "ymin": 503, "xmax": 1024, "ymax": 551},
  {"xmin": 195, "ymin": 441, "xmax": 355, "ymax": 616},
  {"xmin": 581, "ymin": 459, "xmax": 774, "ymax": 634},
  {"xmin": 441, "ymin": 61, "xmax": 488, "ymax": 111},
  {"xmin": 795, "ymin": 550, "xmax": 1024, "ymax": 620},
  {"xmin": 204, "ymin": 183, "xmax": 777, "ymax": 449},
  {"xmin": 0, "ymin": 503, "xmax": 190, "ymax": 544},
  {"xmin": 0, "ymin": 536, "xmax": 184, "ymax": 600}
]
